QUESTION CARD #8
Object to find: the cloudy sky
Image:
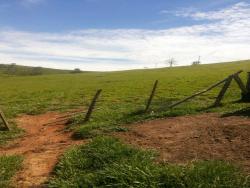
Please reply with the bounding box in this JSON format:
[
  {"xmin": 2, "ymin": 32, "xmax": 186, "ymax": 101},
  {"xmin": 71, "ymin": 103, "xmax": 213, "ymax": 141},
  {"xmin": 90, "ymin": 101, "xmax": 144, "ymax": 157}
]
[{"xmin": 0, "ymin": 0, "xmax": 250, "ymax": 71}]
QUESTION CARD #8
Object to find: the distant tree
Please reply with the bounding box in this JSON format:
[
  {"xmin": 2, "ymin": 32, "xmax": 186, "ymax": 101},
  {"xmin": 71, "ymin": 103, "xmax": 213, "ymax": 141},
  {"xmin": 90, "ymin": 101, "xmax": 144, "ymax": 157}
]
[
  {"xmin": 165, "ymin": 58, "xmax": 177, "ymax": 67},
  {"xmin": 192, "ymin": 56, "xmax": 201, "ymax": 66},
  {"xmin": 31, "ymin": 67, "xmax": 43, "ymax": 75},
  {"xmin": 192, "ymin": 61, "xmax": 200, "ymax": 65},
  {"xmin": 71, "ymin": 68, "xmax": 82, "ymax": 74}
]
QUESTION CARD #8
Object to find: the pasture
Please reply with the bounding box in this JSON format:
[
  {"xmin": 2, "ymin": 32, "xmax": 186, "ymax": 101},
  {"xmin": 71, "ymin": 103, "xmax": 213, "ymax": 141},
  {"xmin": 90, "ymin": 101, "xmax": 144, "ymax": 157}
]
[{"xmin": 0, "ymin": 60, "xmax": 250, "ymax": 187}]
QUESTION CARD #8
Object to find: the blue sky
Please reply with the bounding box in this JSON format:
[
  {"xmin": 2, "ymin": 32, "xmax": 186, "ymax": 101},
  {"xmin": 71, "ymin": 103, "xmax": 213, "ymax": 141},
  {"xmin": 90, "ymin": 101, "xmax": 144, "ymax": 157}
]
[
  {"xmin": 0, "ymin": 0, "xmax": 243, "ymax": 31},
  {"xmin": 0, "ymin": 0, "xmax": 250, "ymax": 71}
]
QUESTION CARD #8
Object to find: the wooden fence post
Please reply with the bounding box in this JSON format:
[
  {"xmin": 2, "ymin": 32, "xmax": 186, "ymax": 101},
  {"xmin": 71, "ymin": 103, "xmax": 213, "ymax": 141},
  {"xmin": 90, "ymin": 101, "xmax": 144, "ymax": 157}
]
[
  {"xmin": 167, "ymin": 70, "xmax": 243, "ymax": 109},
  {"xmin": 168, "ymin": 77, "xmax": 228, "ymax": 109},
  {"xmin": 0, "ymin": 109, "xmax": 10, "ymax": 131},
  {"xmin": 145, "ymin": 80, "xmax": 158, "ymax": 113},
  {"xmin": 246, "ymin": 72, "xmax": 250, "ymax": 91},
  {"xmin": 233, "ymin": 74, "xmax": 248, "ymax": 94},
  {"xmin": 241, "ymin": 72, "xmax": 250, "ymax": 102},
  {"xmin": 214, "ymin": 76, "xmax": 233, "ymax": 106},
  {"xmin": 84, "ymin": 89, "xmax": 102, "ymax": 122}
]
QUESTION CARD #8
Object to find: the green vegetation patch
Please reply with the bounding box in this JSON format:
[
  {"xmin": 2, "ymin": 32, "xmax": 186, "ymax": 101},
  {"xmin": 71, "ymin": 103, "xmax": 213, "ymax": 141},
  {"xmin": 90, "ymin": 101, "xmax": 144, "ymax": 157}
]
[
  {"xmin": 0, "ymin": 123, "xmax": 23, "ymax": 145},
  {"xmin": 49, "ymin": 137, "xmax": 250, "ymax": 188},
  {"xmin": 0, "ymin": 155, "xmax": 23, "ymax": 187}
]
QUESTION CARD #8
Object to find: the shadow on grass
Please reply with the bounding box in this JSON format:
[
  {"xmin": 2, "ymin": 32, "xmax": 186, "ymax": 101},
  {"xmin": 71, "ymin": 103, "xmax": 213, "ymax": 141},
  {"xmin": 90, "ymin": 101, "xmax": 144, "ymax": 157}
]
[
  {"xmin": 197, "ymin": 105, "xmax": 216, "ymax": 112},
  {"xmin": 152, "ymin": 97, "xmax": 179, "ymax": 111},
  {"xmin": 222, "ymin": 107, "xmax": 250, "ymax": 118},
  {"xmin": 231, "ymin": 99, "xmax": 250, "ymax": 104},
  {"xmin": 0, "ymin": 127, "xmax": 8, "ymax": 131},
  {"xmin": 0, "ymin": 122, "xmax": 9, "ymax": 131}
]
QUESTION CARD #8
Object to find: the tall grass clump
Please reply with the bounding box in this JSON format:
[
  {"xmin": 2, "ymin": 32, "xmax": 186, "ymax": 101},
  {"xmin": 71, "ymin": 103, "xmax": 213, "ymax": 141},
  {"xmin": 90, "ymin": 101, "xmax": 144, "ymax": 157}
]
[
  {"xmin": 0, "ymin": 155, "xmax": 23, "ymax": 187},
  {"xmin": 49, "ymin": 137, "xmax": 250, "ymax": 188}
]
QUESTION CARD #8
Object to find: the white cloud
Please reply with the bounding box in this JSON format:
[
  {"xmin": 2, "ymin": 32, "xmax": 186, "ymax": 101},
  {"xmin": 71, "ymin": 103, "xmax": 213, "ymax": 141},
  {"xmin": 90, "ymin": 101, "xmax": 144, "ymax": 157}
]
[
  {"xmin": 0, "ymin": 2, "xmax": 250, "ymax": 71},
  {"xmin": 174, "ymin": 2, "xmax": 250, "ymax": 21}
]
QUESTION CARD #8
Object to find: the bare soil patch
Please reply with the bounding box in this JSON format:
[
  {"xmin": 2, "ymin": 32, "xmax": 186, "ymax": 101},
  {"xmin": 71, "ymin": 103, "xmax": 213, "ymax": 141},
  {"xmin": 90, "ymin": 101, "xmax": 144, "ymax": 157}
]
[
  {"xmin": 116, "ymin": 113, "xmax": 250, "ymax": 172},
  {"xmin": 0, "ymin": 110, "xmax": 86, "ymax": 188}
]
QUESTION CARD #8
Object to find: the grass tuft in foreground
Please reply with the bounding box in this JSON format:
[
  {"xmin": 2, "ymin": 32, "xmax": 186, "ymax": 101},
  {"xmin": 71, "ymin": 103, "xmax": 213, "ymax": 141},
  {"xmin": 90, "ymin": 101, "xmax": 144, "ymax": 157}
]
[
  {"xmin": 0, "ymin": 155, "xmax": 23, "ymax": 187},
  {"xmin": 49, "ymin": 137, "xmax": 250, "ymax": 188}
]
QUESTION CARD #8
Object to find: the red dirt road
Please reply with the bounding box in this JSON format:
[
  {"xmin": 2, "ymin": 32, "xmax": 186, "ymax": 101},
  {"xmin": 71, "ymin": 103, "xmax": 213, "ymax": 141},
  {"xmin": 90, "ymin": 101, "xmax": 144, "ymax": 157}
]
[
  {"xmin": 0, "ymin": 111, "xmax": 85, "ymax": 188},
  {"xmin": 116, "ymin": 113, "xmax": 250, "ymax": 173}
]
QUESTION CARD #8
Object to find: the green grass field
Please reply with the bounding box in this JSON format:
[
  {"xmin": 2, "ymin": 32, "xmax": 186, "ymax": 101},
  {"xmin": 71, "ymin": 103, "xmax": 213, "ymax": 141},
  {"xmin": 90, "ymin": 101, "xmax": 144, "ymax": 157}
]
[
  {"xmin": 1, "ymin": 60, "xmax": 249, "ymax": 137},
  {"xmin": 0, "ymin": 60, "xmax": 250, "ymax": 187},
  {"xmin": 1, "ymin": 61, "xmax": 249, "ymax": 117}
]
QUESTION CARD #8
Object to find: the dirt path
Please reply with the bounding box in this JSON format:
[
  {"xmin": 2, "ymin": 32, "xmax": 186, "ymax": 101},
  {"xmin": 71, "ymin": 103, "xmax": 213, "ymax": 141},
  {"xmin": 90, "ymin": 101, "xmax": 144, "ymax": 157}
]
[
  {"xmin": 0, "ymin": 111, "xmax": 85, "ymax": 188},
  {"xmin": 1, "ymin": 112, "xmax": 250, "ymax": 186},
  {"xmin": 116, "ymin": 113, "xmax": 250, "ymax": 173}
]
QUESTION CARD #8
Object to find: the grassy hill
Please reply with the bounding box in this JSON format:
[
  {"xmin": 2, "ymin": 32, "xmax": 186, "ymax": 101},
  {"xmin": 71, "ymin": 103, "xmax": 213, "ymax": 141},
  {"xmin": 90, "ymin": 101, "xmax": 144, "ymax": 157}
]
[
  {"xmin": 0, "ymin": 60, "xmax": 250, "ymax": 187},
  {"xmin": 0, "ymin": 64, "xmax": 72, "ymax": 76},
  {"xmin": 0, "ymin": 60, "xmax": 249, "ymax": 115},
  {"xmin": 0, "ymin": 60, "xmax": 249, "ymax": 136}
]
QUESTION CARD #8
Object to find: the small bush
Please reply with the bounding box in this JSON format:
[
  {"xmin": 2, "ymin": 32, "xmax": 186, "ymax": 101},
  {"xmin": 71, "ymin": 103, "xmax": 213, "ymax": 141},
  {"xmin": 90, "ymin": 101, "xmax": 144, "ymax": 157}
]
[{"xmin": 71, "ymin": 68, "xmax": 82, "ymax": 74}]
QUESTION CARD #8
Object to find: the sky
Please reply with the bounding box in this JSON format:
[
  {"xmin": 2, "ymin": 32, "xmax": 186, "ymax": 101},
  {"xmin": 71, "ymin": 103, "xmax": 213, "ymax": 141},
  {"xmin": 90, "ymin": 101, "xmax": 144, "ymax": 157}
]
[{"xmin": 0, "ymin": 0, "xmax": 250, "ymax": 71}]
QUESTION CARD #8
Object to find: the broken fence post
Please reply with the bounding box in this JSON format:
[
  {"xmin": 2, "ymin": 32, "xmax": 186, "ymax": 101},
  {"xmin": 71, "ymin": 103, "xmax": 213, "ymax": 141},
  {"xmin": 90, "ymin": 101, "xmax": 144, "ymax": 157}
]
[
  {"xmin": 145, "ymin": 80, "xmax": 158, "ymax": 113},
  {"xmin": 84, "ymin": 89, "xmax": 102, "ymax": 122},
  {"xmin": 0, "ymin": 109, "xmax": 10, "ymax": 131},
  {"xmin": 168, "ymin": 77, "xmax": 228, "ymax": 109},
  {"xmin": 214, "ymin": 76, "xmax": 233, "ymax": 106},
  {"xmin": 167, "ymin": 70, "xmax": 243, "ymax": 109}
]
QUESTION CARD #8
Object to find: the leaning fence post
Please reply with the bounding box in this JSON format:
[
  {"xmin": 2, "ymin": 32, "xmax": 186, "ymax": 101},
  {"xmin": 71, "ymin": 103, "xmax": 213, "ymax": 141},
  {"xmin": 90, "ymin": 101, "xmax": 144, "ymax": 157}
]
[
  {"xmin": 0, "ymin": 109, "xmax": 10, "ymax": 131},
  {"xmin": 84, "ymin": 89, "xmax": 102, "ymax": 122},
  {"xmin": 145, "ymin": 80, "xmax": 158, "ymax": 113},
  {"xmin": 246, "ymin": 72, "xmax": 250, "ymax": 92},
  {"xmin": 234, "ymin": 74, "xmax": 248, "ymax": 94},
  {"xmin": 214, "ymin": 76, "xmax": 233, "ymax": 106},
  {"xmin": 241, "ymin": 72, "xmax": 250, "ymax": 102}
]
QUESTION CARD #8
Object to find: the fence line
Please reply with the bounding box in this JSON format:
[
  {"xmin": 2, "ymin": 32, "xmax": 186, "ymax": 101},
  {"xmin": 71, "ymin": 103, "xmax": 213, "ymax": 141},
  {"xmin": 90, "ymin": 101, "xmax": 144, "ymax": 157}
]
[
  {"xmin": 2, "ymin": 70, "xmax": 249, "ymax": 130},
  {"xmin": 167, "ymin": 70, "xmax": 244, "ymax": 109}
]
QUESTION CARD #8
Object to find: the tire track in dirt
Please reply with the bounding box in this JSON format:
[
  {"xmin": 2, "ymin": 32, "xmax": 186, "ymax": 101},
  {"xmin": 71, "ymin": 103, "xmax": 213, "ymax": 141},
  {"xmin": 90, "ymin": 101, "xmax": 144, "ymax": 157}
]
[{"xmin": 0, "ymin": 111, "xmax": 86, "ymax": 188}]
